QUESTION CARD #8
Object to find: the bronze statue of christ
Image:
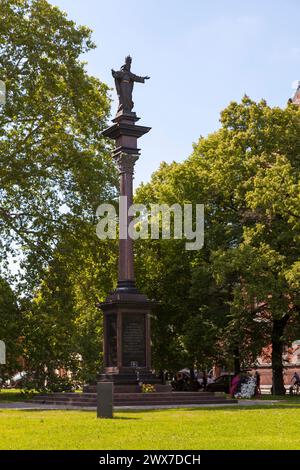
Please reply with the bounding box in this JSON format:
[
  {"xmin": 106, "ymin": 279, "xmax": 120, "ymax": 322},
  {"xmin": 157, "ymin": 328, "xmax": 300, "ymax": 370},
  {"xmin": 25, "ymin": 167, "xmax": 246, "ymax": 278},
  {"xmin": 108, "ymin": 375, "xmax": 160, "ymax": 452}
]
[{"xmin": 112, "ymin": 56, "xmax": 150, "ymax": 114}]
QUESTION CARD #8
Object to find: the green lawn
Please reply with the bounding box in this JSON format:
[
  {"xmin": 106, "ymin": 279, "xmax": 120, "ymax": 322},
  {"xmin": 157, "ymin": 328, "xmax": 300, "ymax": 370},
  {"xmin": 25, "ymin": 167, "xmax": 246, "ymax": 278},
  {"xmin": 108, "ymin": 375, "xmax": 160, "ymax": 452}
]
[
  {"xmin": 260, "ymin": 394, "xmax": 300, "ymax": 402},
  {"xmin": 0, "ymin": 404, "xmax": 300, "ymax": 450}
]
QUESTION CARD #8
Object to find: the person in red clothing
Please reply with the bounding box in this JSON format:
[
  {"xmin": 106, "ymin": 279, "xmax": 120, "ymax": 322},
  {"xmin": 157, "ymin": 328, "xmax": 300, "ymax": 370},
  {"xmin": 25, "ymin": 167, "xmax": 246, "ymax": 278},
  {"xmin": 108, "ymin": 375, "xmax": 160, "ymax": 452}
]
[{"xmin": 230, "ymin": 373, "xmax": 240, "ymax": 397}]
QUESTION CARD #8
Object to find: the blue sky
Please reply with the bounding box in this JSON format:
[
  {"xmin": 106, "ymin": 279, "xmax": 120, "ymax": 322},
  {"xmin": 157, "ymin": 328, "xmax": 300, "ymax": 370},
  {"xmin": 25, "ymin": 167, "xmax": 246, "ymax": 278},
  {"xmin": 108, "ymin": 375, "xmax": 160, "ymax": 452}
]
[{"xmin": 51, "ymin": 0, "xmax": 300, "ymax": 186}]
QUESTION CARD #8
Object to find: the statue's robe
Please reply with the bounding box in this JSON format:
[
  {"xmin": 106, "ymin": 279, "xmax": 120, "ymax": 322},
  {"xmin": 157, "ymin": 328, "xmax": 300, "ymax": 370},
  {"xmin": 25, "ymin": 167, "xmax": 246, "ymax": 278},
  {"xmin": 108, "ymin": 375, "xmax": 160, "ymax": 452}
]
[{"xmin": 113, "ymin": 69, "xmax": 145, "ymax": 113}]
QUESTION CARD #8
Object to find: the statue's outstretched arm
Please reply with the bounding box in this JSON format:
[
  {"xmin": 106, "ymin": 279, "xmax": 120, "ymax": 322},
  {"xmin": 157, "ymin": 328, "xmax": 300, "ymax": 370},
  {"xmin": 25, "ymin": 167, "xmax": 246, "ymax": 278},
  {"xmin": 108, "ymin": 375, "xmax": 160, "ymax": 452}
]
[{"xmin": 132, "ymin": 74, "xmax": 150, "ymax": 83}]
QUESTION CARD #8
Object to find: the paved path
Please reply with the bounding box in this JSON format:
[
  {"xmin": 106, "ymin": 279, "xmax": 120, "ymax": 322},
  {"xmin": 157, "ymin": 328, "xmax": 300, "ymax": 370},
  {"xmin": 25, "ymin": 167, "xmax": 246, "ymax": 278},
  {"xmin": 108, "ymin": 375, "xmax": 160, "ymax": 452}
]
[{"xmin": 0, "ymin": 400, "xmax": 280, "ymax": 411}]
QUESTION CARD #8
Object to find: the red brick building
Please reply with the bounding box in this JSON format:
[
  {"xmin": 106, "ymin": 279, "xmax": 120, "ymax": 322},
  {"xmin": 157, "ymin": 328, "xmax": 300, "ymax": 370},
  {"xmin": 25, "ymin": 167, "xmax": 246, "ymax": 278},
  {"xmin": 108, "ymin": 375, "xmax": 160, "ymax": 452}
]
[
  {"xmin": 255, "ymin": 341, "xmax": 300, "ymax": 389},
  {"xmin": 292, "ymin": 82, "xmax": 300, "ymax": 105}
]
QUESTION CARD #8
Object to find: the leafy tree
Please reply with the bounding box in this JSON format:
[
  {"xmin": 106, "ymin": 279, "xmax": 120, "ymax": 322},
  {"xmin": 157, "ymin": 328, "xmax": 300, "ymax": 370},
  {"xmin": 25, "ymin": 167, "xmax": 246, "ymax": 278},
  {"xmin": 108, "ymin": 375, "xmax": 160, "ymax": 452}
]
[
  {"xmin": 0, "ymin": 0, "xmax": 117, "ymax": 288},
  {"xmin": 136, "ymin": 97, "xmax": 300, "ymax": 394},
  {"xmin": 22, "ymin": 220, "xmax": 117, "ymax": 390},
  {"xmin": 192, "ymin": 97, "xmax": 300, "ymax": 394},
  {"xmin": 0, "ymin": 0, "xmax": 120, "ymax": 389},
  {"xmin": 135, "ymin": 237, "xmax": 193, "ymax": 374},
  {"xmin": 0, "ymin": 278, "xmax": 22, "ymax": 384},
  {"xmin": 135, "ymin": 164, "xmax": 228, "ymax": 375}
]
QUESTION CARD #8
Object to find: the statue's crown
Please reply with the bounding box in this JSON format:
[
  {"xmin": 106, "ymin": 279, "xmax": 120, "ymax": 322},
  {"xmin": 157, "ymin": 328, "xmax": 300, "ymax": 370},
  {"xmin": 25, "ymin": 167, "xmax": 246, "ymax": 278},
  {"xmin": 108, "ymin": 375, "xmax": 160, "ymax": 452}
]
[{"xmin": 125, "ymin": 55, "xmax": 132, "ymax": 63}]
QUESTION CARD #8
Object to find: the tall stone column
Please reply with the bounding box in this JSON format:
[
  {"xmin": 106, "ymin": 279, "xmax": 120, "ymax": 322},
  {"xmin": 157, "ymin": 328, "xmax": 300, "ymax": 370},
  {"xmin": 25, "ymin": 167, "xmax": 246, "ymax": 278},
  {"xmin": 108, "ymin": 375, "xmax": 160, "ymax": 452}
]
[
  {"xmin": 115, "ymin": 152, "xmax": 138, "ymax": 289},
  {"xmin": 97, "ymin": 112, "xmax": 158, "ymax": 388}
]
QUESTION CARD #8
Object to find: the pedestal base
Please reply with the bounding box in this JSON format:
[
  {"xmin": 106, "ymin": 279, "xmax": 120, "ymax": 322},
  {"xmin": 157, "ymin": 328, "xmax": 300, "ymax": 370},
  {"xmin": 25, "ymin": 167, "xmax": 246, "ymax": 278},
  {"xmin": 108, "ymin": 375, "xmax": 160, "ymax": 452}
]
[{"xmin": 98, "ymin": 285, "xmax": 157, "ymax": 385}]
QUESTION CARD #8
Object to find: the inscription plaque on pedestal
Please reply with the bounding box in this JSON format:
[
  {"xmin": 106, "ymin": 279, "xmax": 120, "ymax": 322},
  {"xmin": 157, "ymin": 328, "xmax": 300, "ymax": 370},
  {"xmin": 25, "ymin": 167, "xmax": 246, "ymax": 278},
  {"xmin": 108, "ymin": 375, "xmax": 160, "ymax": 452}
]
[
  {"xmin": 106, "ymin": 314, "xmax": 117, "ymax": 367},
  {"xmin": 122, "ymin": 313, "xmax": 146, "ymax": 367}
]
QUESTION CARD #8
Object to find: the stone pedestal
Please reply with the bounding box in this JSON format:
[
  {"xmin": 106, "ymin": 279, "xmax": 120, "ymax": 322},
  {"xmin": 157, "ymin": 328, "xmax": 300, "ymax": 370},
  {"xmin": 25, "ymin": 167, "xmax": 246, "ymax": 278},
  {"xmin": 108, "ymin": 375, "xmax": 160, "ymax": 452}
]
[{"xmin": 98, "ymin": 290, "xmax": 159, "ymax": 385}]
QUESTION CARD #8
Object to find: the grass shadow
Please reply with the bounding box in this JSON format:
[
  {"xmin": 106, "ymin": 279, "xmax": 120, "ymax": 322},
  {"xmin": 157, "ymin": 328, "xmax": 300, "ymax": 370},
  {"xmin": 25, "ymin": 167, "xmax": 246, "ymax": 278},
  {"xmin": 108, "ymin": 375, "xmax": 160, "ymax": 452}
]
[
  {"xmin": 12, "ymin": 409, "xmax": 140, "ymax": 419},
  {"xmin": 113, "ymin": 402, "xmax": 300, "ymax": 413}
]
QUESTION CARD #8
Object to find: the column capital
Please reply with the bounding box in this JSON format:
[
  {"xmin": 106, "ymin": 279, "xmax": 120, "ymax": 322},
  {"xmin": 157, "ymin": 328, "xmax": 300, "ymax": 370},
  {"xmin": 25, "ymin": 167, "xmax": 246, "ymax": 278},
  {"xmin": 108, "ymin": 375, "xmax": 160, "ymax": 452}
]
[{"xmin": 114, "ymin": 152, "xmax": 139, "ymax": 174}]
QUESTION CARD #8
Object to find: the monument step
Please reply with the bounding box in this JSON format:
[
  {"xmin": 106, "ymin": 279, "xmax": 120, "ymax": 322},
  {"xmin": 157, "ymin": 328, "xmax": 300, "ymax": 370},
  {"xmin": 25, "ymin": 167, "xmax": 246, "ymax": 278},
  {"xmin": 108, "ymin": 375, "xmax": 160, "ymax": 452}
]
[
  {"xmin": 114, "ymin": 399, "xmax": 237, "ymax": 406},
  {"xmin": 118, "ymin": 397, "xmax": 227, "ymax": 404},
  {"xmin": 30, "ymin": 398, "xmax": 237, "ymax": 407},
  {"xmin": 30, "ymin": 391, "xmax": 236, "ymax": 407},
  {"xmin": 31, "ymin": 391, "xmax": 216, "ymax": 400},
  {"xmin": 31, "ymin": 394, "xmax": 220, "ymax": 404},
  {"xmin": 114, "ymin": 392, "xmax": 215, "ymax": 398}
]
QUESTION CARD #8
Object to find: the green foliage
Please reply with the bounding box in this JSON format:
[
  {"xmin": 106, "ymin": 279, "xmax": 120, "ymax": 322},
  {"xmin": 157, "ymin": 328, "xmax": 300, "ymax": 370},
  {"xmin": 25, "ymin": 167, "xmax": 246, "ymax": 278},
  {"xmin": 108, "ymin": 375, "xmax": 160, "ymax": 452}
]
[
  {"xmin": 0, "ymin": 0, "xmax": 119, "ymax": 389},
  {"xmin": 0, "ymin": 278, "xmax": 22, "ymax": 382},
  {"xmin": 22, "ymin": 222, "xmax": 117, "ymax": 390},
  {"xmin": 135, "ymin": 96, "xmax": 300, "ymax": 388},
  {"xmin": 0, "ymin": 0, "xmax": 117, "ymax": 286},
  {"xmin": 135, "ymin": 236, "xmax": 194, "ymax": 372},
  {"xmin": 141, "ymin": 383, "xmax": 156, "ymax": 393}
]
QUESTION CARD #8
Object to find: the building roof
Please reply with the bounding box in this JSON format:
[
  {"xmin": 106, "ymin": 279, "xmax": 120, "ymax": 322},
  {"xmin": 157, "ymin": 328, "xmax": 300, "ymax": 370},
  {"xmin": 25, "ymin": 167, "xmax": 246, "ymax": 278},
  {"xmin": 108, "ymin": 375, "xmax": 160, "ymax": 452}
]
[{"xmin": 292, "ymin": 82, "xmax": 300, "ymax": 105}]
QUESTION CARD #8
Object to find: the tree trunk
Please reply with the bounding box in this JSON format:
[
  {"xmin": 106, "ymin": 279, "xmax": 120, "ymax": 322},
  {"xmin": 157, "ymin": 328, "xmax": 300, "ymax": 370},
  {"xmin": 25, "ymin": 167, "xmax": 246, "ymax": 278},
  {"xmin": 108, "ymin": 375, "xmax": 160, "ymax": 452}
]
[
  {"xmin": 271, "ymin": 317, "xmax": 289, "ymax": 396},
  {"xmin": 233, "ymin": 347, "xmax": 241, "ymax": 375}
]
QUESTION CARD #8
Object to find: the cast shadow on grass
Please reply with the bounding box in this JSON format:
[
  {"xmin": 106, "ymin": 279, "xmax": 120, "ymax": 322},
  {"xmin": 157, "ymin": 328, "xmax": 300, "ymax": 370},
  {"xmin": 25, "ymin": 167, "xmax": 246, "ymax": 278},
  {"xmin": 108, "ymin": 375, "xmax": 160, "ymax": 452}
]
[
  {"xmin": 116, "ymin": 403, "xmax": 300, "ymax": 414},
  {"xmin": 15, "ymin": 409, "xmax": 140, "ymax": 419}
]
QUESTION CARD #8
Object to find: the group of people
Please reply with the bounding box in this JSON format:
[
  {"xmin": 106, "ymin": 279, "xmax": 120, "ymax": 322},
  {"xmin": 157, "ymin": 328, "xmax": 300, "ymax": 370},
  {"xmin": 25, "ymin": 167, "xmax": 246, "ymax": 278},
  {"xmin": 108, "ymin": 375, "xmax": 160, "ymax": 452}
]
[
  {"xmin": 197, "ymin": 371, "xmax": 214, "ymax": 390},
  {"xmin": 231, "ymin": 370, "xmax": 300, "ymax": 397},
  {"xmin": 172, "ymin": 368, "xmax": 300, "ymax": 396},
  {"xmin": 171, "ymin": 369, "xmax": 215, "ymax": 391},
  {"xmin": 230, "ymin": 371, "xmax": 261, "ymax": 398}
]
